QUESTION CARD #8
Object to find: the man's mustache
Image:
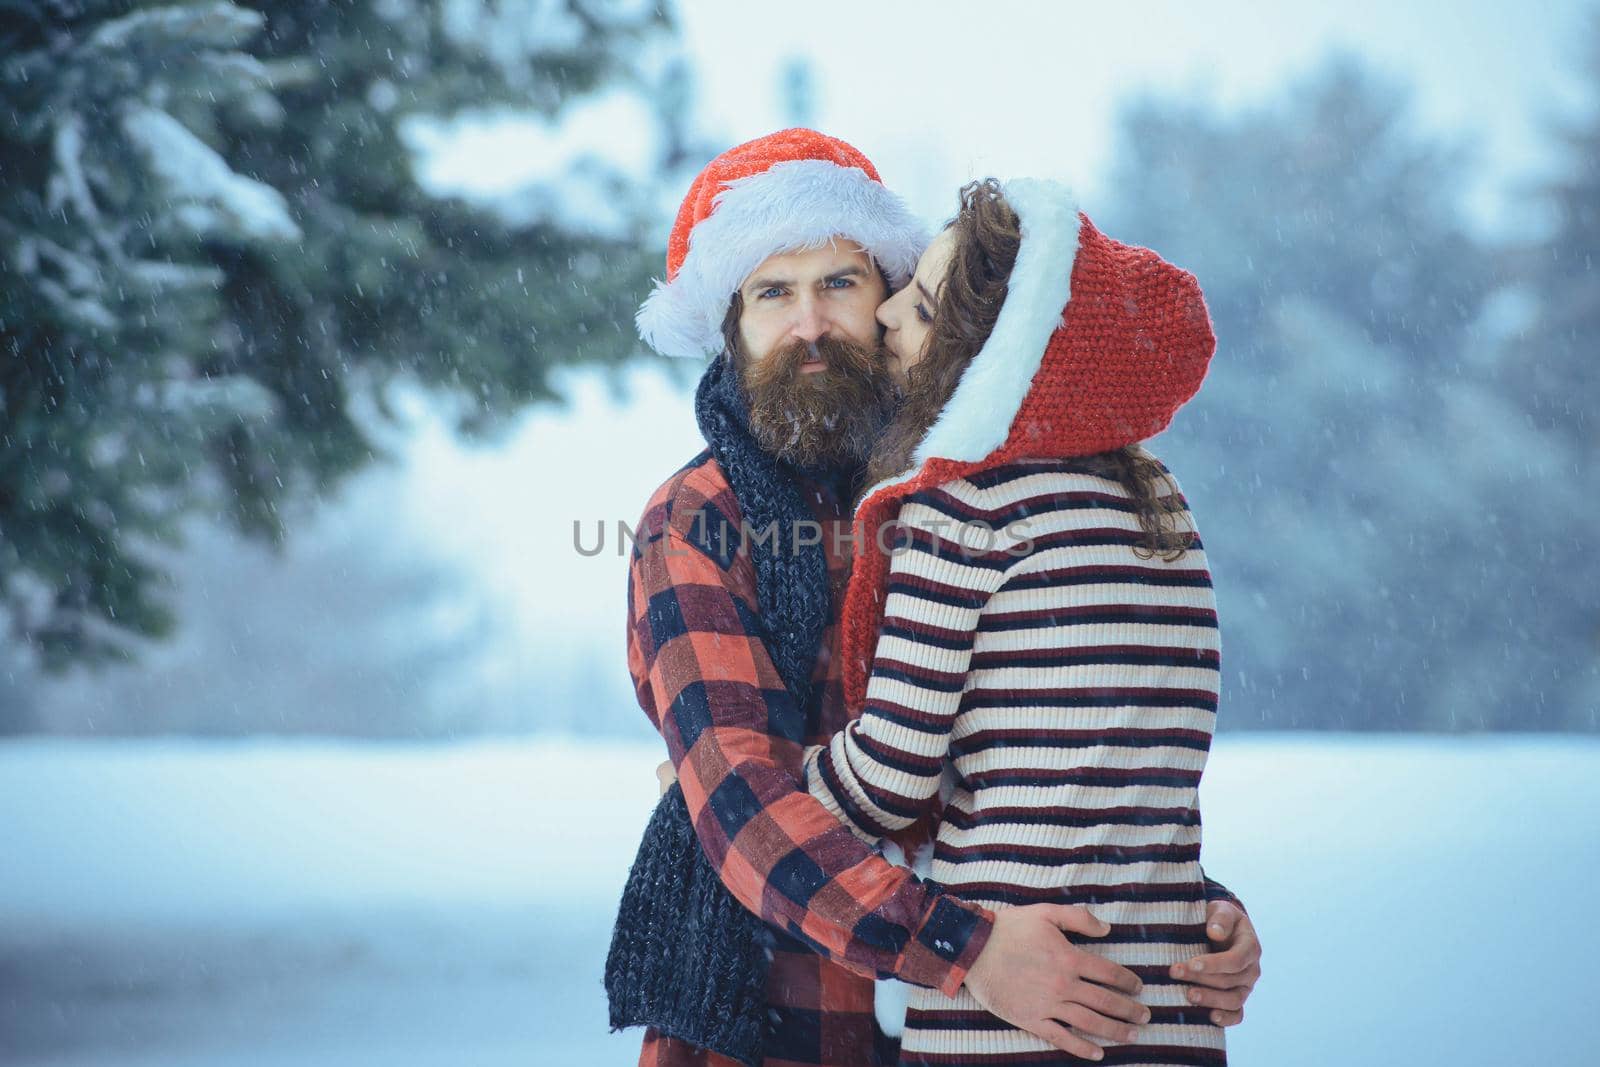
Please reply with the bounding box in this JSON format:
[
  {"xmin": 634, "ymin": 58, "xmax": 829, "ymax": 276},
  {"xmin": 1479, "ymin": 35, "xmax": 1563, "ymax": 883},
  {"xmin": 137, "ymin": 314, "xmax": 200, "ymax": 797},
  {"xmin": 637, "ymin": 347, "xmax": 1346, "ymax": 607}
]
[{"xmin": 747, "ymin": 334, "xmax": 883, "ymax": 389}]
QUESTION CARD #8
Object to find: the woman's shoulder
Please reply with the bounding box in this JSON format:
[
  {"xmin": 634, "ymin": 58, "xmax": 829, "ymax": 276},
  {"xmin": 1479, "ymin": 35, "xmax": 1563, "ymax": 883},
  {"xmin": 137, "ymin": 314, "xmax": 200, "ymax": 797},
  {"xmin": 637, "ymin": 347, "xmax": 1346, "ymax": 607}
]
[
  {"xmin": 995, "ymin": 453, "xmax": 1188, "ymax": 493},
  {"xmin": 894, "ymin": 462, "xmax": 1130, "ymax": 539},
  {"xmin": 900, "ymin": 451, "xmax": 1196, "ymax": 523},
  {"xmin": 922, "ymin": 454, "xmax": 1198, "ymax": 521},
  {"xmin": 942, "ymin": 458, "xmax": 1130, "ymax": 500}
]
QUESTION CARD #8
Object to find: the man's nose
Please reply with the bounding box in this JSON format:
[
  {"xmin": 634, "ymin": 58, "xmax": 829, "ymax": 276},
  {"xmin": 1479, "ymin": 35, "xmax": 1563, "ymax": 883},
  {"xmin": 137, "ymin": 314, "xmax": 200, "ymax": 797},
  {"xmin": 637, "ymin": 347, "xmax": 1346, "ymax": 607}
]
[{"xmin": 789, "ymin": 296, "xmax": 829, "ymax": 343}]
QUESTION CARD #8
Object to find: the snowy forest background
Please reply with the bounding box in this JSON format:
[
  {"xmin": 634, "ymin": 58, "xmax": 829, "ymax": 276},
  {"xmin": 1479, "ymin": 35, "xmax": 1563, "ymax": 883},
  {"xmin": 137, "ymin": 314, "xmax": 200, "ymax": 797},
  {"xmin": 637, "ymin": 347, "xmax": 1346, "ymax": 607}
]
[{"xmin": 3, "ymin": 2, "xmax": 1599, "ymax": 1066}]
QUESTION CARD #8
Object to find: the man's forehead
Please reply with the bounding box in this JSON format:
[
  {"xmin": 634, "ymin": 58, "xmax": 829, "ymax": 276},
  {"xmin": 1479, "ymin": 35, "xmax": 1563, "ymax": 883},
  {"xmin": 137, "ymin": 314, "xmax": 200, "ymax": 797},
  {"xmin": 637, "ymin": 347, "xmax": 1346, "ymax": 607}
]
[{"xmin": 740, "ymin": 238, "xmax": 874, "ymax": 287}]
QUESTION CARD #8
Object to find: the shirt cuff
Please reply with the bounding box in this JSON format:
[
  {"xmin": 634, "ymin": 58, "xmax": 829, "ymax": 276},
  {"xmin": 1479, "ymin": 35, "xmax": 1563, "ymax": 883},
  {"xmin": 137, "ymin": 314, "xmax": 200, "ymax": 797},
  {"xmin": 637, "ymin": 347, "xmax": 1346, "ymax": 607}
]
[{"xmin": 891, "ymin": 892, "xmax": 996, "ymax": 997}]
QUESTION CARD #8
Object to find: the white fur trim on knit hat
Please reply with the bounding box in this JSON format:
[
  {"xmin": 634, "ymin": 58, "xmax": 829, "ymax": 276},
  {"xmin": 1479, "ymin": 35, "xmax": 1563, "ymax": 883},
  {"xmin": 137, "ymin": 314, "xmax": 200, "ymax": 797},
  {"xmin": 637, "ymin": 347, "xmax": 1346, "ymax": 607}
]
[
  {"xmin": 914, "ymin": 178, "xmax": 1082, "ymax": 463},
  {"xmin": 636, "ymin": 159, "xmax": 928, "ymax": 359}
]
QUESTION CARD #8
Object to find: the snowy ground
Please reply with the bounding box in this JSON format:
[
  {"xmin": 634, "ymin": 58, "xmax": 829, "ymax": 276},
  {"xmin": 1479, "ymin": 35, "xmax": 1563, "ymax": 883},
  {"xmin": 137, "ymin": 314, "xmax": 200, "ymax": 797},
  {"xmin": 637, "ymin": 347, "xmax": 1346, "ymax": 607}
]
[{"xmin": 1, "ymin": 734, "xmax": 1597, "ymax": 1066}]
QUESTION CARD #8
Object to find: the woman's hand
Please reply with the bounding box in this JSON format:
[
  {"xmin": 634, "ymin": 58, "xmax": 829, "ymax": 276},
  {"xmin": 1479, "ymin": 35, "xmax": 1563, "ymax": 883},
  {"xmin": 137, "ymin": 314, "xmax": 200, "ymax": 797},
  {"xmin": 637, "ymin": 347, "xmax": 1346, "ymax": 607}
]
[
  {"xmin": 655, "ymin": 759, "xmax": 676, "ymax": 796},
  {"xmin": 1171, "ymin": 901, "xmax": 1262, "ymax": 1026},
  {"xmin": 964, "ymin": 904, "xmax": 1149, "ymax": 1061}
]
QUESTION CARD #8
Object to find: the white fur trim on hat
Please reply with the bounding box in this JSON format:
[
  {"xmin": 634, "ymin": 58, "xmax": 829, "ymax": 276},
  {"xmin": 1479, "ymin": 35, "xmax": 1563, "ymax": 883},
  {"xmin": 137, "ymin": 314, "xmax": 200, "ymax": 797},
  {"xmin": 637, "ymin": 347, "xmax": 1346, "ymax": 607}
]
[
  {"xmin": 857, "ymin": 178, "xmax": 1082, "ymax": 503},
  {"xmin": 636, "ymin": 159, "xmax": 928, "ymax": 359}
]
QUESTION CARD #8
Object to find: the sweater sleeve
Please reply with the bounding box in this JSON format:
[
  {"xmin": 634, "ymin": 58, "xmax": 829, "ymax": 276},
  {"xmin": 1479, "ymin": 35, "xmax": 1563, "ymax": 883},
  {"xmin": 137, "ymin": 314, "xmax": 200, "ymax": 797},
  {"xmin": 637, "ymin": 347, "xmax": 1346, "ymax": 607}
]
[
  {"xmin": 804, "ymin": 492, "xmax": 1016, "ymax": 845},
  {"xmin": 626, "ymin": 497, "xmax": 994, "ymax": 997},
  {"xmin": 1202, "ymin": 868, "xmax": 1247, "ymax": 915}
]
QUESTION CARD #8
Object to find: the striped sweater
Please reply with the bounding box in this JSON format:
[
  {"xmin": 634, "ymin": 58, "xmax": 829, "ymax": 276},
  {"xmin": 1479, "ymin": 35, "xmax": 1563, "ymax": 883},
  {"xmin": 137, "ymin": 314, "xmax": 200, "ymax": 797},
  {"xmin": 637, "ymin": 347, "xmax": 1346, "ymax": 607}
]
[{"xmin": 805, "ymin": 457, "xmax": 1227, "ymax": 1066}]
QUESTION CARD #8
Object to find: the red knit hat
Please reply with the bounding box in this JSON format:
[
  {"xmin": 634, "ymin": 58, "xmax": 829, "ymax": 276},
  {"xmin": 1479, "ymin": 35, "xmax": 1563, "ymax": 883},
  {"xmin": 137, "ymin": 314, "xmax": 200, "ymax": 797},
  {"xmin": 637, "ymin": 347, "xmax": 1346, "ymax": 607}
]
[
  {"xmin": 636, "ymin": 128, "xmax": 927, "ymax": 359},
  {"xmin": 840, "ymin": 178, "xmax": 1217, "ymax": 708}
]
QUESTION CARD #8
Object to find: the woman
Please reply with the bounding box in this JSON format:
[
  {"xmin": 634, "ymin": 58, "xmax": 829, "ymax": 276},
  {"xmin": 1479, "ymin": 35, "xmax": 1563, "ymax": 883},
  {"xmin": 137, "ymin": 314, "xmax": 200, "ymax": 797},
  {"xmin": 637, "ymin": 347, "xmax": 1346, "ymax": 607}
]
[{"xmin": 801, "ymin": 177, "xmax": 1235, "ymax": 1066}]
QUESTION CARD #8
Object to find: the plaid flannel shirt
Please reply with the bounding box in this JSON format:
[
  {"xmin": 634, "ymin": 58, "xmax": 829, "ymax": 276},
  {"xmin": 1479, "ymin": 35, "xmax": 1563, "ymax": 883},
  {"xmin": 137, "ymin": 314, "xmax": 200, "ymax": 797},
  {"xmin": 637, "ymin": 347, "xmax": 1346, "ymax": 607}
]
[{"xmin": 628, "ymin": 451, "xmax": 995, "ymax": 1067}]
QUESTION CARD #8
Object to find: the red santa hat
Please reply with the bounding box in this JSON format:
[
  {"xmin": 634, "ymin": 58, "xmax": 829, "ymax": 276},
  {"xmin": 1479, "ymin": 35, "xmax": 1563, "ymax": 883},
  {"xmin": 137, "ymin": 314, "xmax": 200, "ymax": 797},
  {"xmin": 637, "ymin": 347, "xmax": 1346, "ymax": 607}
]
[{"xmin": 636, "ymin": 128, "xmax": 927, "ymax": 359}]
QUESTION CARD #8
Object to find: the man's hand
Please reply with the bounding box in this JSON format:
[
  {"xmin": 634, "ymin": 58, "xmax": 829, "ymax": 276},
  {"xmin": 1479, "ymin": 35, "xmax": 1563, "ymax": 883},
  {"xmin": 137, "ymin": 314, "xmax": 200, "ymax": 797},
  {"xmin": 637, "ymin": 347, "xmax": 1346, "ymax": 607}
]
[
  {"xmin": 656, "ymin": 759, "xmax": 676, "ymax": 796},
  {"xmin": 964, "ymin": 904, "xmax": 1149, "ymax": 1062},
  {"xmin": 1170, "ymin": 900, "xmax": 1262, "ymax": 1026}
]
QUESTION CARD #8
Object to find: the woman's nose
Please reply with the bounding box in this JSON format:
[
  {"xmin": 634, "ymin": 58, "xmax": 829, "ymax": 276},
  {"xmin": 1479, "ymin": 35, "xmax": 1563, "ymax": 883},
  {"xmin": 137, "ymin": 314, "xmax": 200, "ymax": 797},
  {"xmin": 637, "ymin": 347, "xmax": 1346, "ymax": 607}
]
[{"xmin": 876, "ymin": 296, "xmax": 897, "ymax": 331}]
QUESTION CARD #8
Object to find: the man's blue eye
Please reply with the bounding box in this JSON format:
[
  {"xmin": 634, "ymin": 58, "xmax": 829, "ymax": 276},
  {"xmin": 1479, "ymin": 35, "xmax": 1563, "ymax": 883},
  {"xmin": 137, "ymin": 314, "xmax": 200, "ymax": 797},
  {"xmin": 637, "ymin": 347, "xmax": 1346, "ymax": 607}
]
[
  {"xmin": 759, "ymin": 287, "xmax": 783, "ymax": 299},
  {"xmin": 826, "ymin": 277, "xmax": 853, "ymax": 289}
]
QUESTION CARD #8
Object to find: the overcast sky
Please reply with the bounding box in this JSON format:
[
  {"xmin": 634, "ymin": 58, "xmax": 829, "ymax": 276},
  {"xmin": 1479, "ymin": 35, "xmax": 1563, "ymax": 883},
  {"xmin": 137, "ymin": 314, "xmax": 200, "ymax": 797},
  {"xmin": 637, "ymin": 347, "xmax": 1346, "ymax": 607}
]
[{"xmin": 675, "ymin": 0, "xmax": 1594, "ymax": 231}]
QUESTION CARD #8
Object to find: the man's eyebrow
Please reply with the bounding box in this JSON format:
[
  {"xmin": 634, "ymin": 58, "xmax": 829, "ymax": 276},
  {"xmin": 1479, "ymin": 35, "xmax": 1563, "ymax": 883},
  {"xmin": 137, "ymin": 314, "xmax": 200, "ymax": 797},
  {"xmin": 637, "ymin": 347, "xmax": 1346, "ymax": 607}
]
[
  {"xmin": 824, "ymin": 266, "xmax": 868, "ymax": 282},
  {"xmin": 744, "ymin": 275, "xmax": 791, "ymax": 293}
]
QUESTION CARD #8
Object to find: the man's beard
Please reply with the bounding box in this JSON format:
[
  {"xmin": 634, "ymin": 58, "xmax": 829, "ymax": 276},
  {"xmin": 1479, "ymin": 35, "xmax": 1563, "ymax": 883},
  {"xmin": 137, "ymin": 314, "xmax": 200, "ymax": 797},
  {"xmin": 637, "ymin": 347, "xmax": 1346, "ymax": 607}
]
[{"xmin": 734, "ymin": 334, "xmax": 899, "ymax": 471}]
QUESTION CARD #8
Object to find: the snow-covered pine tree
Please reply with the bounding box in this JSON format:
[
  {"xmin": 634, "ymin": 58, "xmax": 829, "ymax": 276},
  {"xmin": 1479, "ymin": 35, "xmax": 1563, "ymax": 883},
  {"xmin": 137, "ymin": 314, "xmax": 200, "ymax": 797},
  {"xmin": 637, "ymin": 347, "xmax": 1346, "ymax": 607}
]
[
  {"xmin": 2, "ymin": 2, "xmax": 300, "ymax": 670},
  {"xmin": 0, "ymin": 1, "xmax": 686, "ymax": 677}
]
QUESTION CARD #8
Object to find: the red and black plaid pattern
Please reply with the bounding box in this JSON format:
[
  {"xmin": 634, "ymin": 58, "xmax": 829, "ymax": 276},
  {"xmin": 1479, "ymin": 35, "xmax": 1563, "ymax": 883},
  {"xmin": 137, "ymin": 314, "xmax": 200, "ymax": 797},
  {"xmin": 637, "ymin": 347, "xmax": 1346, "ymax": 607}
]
[{"xmin": 628, "ymin": 451, "xmax": 996, "ymax": 1067}]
